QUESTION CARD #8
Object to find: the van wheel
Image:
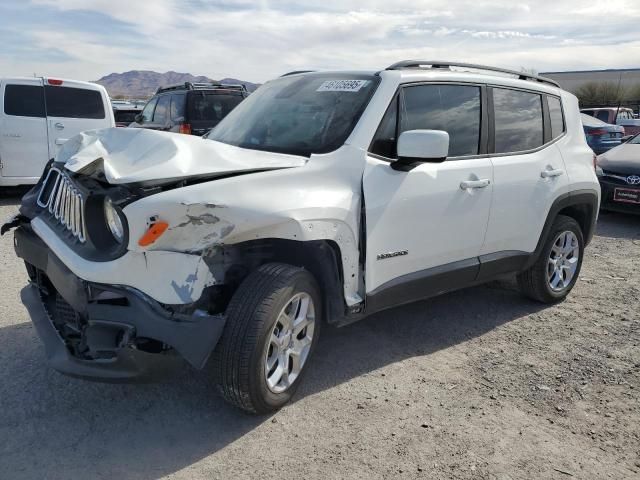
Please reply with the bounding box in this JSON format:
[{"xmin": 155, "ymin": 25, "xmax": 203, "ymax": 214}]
[
  {"xmin": 213, "ymin": 263, "xmax": 321, "ymax": 414},
  {"xmin": 517, "ymin": 215, "xmax": 584, "ymax": 303}
]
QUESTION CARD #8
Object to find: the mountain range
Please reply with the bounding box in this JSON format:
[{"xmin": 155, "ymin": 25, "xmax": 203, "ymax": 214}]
[{"xmin": 95, "ymin": 70, "xmax": 260, "ymax": 98}]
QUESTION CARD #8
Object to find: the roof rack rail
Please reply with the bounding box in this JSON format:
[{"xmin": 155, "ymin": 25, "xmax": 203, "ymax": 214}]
[
  {"xmin": 385, "ymin": 60, "xmax": 561, "ymax": 88},
  {"xmin": 281, "ymin": 70, "xmax": 316, "ymax": 77},
  {"xmin": 156, "ymin": 81, "xmax": 249, "ymax": 94}
]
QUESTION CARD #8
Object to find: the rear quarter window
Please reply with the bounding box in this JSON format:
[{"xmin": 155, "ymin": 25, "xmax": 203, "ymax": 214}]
[
  {"xmin": 547, "ymin": 96, "xmax": 565, "ymax": 139},
  {"xmin": 3, "ymin": 84, "xmax": 46, "ymax": 117},
  {"xmin": 45, "ymin": 86, "xmax": 105, "ymax": 119}
]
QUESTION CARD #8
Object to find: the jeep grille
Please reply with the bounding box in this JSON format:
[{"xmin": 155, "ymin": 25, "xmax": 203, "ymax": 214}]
[{"xmin": 37, "ymin": 167, "xmax": 87, "ymax": 243}]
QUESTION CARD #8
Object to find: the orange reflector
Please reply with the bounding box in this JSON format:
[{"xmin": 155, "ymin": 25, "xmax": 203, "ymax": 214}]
[{"xmin": 138, "ymin": 221, "xmax": 169, "ymax": 247}]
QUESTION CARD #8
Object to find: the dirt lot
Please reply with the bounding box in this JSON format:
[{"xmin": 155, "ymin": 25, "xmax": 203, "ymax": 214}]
[{"xmin": 0, "ymin": 188, "xmax": 638, "ymax": 480}]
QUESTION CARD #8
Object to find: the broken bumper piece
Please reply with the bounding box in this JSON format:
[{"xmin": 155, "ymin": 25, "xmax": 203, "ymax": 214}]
[{"xmin": 15, "ymin": 226, "xmax": 225, "ymax": 381}]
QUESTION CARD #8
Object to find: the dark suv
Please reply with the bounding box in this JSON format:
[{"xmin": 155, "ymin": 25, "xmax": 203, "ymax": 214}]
[{"xmin": 130, "ymin": 82, "xmax": 248, "ymax": 136}]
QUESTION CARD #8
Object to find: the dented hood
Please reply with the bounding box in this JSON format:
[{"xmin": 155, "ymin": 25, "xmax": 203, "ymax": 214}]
[{"xmin": 57, "ymin": 128, "xmax": 307, "ymax": 185}]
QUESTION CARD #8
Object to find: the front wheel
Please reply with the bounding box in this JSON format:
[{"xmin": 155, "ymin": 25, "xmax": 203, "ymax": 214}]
[
  {"xmin": 517, "ymin": 215, "xmax": 584, "ymax": 303},
  {"xmin": 213, "ymin": 263, "xmax": 321, "ymax": 414}
]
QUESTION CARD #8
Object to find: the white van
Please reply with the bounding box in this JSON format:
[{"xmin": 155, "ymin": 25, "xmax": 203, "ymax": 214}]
[{"xmin": 0, "ymin": 77, "xmax": 114, "ymax": 186}]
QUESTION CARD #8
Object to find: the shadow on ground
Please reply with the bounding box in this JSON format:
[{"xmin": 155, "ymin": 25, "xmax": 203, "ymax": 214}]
[
  {"xmin": 0, "ymin": 279, "xmax": 546, "ymax": 480},
  {"xmin": 596, "ymin": 211, "xmax": 640, "ymax": 240}
]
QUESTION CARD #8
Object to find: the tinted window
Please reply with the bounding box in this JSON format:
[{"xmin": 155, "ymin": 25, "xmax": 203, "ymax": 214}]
[
  {"xmin": 548, "ymin": 96, "xmax": 565, "ymax": 139},
  {"xmin": 170, "ymin": 94, "xmax": 186, "ymax": 121},
  {"xmin": 493, "ymin": 88, "xmax": 543, "ymax": 153},
  {"xmin": 114, "ymin": 110, "xmax": 139, "ymax": 124},
  {"xmin": 140, "ymin": 98, "xmax": 157, "ymax": 123},
  {"xmin": 188, "ymin": 93, "xmax": 243, "ymax": 125},
  {"xmin": 153, "ymin": 95, "xmax": 170, "ymax": 123},
  {"xmin": 402, "ymin": 84, "xmax": 481, "ymax": 157},
  {"xmin": 596, "ymin": 111, "xmax": 609, "ymax": 122},
  {"xmin": 45, "ymin": 86, "xmax": 105, "ymax": 119},
  {"xmin": 206, "ymin": 73, "xmax": 379, "ymax": 157},
  {"xmin": 370, "ymin": 96, "xmax": 398, "ymax": 158},
  {"xmin": 4, "ymin": 84, "xmax": 45, "ymax": 117}
]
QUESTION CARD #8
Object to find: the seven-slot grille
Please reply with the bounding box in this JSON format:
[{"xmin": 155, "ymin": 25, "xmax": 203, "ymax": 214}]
[{"xmin": 37, "ymin": 167, "xmax": 87, "ymax": 242}]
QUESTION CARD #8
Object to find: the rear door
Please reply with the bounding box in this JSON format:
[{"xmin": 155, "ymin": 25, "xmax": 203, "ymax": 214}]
[
  {"xmin": 0, "ymin": 79, "xmax": 50, "ymax": 178},
  {"xmin": 44, "ymin": 80, "xmax": 110, "ymax": 155},
  {"xmin": 480, "ymin": 88, "xmax": 569, "ymax": 260}
]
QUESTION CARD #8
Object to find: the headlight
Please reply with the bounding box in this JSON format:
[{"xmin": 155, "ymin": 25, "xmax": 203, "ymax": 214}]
[{"xmin": 104, "ymin": 197, "xmax": 124, "ymax": 243}]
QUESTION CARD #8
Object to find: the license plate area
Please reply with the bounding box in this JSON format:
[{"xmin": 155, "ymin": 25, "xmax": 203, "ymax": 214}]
[{"xmin": 614, "ymin": 187, "xmax": 640, "ymax": 204}]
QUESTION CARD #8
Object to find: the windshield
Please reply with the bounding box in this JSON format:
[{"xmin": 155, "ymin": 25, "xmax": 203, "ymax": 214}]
[{"xmin": 205, "ymin": 73, "xmax": 379, "ymax": 157}]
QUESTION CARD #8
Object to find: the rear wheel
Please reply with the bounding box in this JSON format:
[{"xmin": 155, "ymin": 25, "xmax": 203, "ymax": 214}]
[
  {"xmin": 213, "ymin": 263, "xmax": 321, "ymax": 414},
  {"xmin": 518, "ymin": 215, "xmax": 584, "ymax": 303}
]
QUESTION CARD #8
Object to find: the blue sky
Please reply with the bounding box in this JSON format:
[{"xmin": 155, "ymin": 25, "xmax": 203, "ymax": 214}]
[{"xmin": 1, "ymin": 0, "xmax": 639, "ymax": 82}]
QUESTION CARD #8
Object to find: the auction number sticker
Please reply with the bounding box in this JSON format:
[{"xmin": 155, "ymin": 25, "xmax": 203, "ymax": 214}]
[{"xmin": 317, "ymin": 80, "xmax": 370, "ymax": 92}]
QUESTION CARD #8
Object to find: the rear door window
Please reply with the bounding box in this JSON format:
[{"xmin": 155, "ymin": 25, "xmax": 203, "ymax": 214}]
[
  {"xmin": 153, "ymin": 95, "xmax": 170, "ymax": 124},
  {"xmin": 400, "ymin": 84, "xmax": 481, "ymax": 157},
  {"xmin": 44, "ymin": 86, "xmax": 105, "ymax": 119},
  {"xmin": 595, "ymin": 111, "xmax": 609, "ymax": 122},
  {"xmin": 4, "ymin": 84, "xmax": 46, "ymax": 117},
  {"xmin": 492, "ymin": 88, "xmax": 543, "ymax": 153}
]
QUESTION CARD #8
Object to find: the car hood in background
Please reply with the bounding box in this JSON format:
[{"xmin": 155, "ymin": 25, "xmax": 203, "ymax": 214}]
[
  {"xmin": 597, "ymin": 143, "xmax": 640, "ymax": 174},
  {"xmin": 57, "ymin": 128, "xmax": 307, "ymax": 185}
]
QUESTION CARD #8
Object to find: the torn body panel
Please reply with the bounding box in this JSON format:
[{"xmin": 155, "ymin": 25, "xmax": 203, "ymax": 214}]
[{"xmin": 123, "ymin": 144, "xmax": 367, "ymax": 306}]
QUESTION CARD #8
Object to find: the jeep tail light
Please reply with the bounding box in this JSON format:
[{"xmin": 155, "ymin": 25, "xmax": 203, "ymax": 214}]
[
  {"xmin": 593, "ymin": 153, "xmax": 597, "ymax": 171},
  {"xmin": 179, "ymin": 123, "xmax": 192, "ymax": 135},
  {"xmin": 138, "ymin": 221, "xmax": 169, "ymax": 247},
  {"xmin": 47, "ymin": 79, "xmax": 64, "ymax": 86}
]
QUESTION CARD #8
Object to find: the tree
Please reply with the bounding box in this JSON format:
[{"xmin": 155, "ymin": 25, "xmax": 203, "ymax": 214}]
[{"xmin": 575, "ymin": 81, "xmax": 627, "ymax": 106}]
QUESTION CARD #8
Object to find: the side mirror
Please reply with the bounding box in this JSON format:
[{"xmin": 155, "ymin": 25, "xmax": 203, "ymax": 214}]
[
  {"xmin": 393, "ymin": 130, "xmax": 449, "ymax": 170},
  {"xmin": 134, "ymin": 114, "xmax": 143, "ymax": 124},
  {"xmin": 621, "ymin": 135, "xmax": 634, "ymax": 143}
]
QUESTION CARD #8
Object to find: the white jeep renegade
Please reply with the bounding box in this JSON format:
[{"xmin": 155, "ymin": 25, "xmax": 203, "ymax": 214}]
[{"xmin": 5, "ymin": 61, "xmax": 600, "ymax": 413}]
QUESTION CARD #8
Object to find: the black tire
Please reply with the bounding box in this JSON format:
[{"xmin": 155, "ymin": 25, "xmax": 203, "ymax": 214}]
[
  {"xmin": 517, "ymin": 215, "xmax": 584, "ymax": 303},
  {"xmin": 213, "ymin": 263, "xmax": 321, "ymax": 414}
]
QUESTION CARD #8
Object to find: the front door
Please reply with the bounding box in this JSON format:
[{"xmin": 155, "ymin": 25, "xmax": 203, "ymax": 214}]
[
  {"xmin": 0, "ymin": 79, "xmax": 50, "ymax": 178},
  {"xmin": 363, "ymin": 83, "xmax": 493, "ymax": 299}
]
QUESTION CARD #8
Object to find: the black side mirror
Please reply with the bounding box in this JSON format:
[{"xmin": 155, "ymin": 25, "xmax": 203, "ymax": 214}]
[
  {"xmin": 621, "ymin": 135, "xmax": 634, "ymax": 143},
  {"xmin": 134, "ymin": 114, "xmax": 143, "ymax": 124}
]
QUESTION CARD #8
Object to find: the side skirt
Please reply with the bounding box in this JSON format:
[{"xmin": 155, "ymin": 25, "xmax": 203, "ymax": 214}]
[{"xmin": 343, "ymin": 250, "xmax": 531, "ymax": 323}]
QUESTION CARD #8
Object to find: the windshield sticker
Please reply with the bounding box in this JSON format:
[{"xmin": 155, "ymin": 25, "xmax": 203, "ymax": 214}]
[{"xmin": 316, "ymin": 80, "xmax": 370, "ymax": 92}]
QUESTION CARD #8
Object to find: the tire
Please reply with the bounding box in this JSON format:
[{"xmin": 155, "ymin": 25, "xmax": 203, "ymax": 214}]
[
  {"xmin": 517, "ymin": 215, "xmax": 584, "ymax": 303},
  {"xmin": 213, "ymin": 263, "xmax": 321, "ymax": 414}
]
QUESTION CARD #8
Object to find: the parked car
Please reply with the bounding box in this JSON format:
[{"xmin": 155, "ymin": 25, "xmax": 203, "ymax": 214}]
[
  {"xmin": 0, "ymin": 77, "xmax": 114, "ymax": 186},
  {"xmin": 581, "ymin": 107, "xmax": 640, "ymax": 137},
  {"xmin": 581, "ymin": 113, "xmax": 625, "ymax": 154},
  {"xmin": 596, "ymin": 134, "xmax": 640, "ymax": 214},
  {"xmin": 111, "ymin": 101, "xmax": 143, "ymax": 127},
  {"xmin": 4, "ymin": 61, "xmax": 600, "ymax": 413},
  {"xmin": 129, "ymin": 82, "xmax": 248, "ymax": 136}
]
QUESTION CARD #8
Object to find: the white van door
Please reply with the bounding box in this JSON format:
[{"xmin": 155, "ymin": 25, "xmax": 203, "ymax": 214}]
[
  {"xmin": 43, "ymin": 79, "xmax": 112, "ymax": 156},
  {"xmin": 0, "ymin": 79, "xmax": 50, "ymax": 178}
]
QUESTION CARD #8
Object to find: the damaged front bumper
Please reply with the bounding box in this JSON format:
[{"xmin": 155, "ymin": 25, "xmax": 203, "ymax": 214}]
[{"xmin": 14, "ymin": 225, "xmax": 226, "ymax": 381}]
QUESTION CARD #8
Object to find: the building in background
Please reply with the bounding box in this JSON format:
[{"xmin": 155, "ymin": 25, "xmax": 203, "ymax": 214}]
[{"xmin": 541, "ymin": 68, "xmax": 640, "ymax": 93}]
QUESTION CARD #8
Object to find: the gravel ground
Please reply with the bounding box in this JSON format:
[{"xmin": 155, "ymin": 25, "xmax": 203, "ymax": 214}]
[{"xmin": 0, "ymin": 188, "xmax": 638, "ymax": 480}]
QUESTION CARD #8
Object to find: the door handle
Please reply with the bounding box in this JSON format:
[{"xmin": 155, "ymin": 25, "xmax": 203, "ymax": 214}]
[
  {"xmin": 460, "ymin": 179, "xmax": 491, "ymax": 190},
  {"xmin": 541, "ymin": 168, "xmax": 564, "ymax": 178},
  {"xmin": 54, "ymin": 122, "xmax": 65, "ymax": 130}
]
